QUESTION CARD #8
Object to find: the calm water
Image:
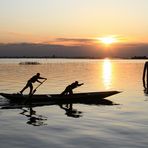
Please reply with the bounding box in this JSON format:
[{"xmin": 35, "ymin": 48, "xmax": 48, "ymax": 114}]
[{"xmin": 0, "ymin": 58, "xmax": 148, "ymax": 148}]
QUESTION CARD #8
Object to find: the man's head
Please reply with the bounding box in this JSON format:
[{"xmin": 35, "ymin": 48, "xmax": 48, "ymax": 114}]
[
  {"xmin": 37, "ymin": 73, "xmax": 40, "ymax": 77},
  {"xmin": 75, "ymin": 81, "xmax": 78, "ymax": 85}
]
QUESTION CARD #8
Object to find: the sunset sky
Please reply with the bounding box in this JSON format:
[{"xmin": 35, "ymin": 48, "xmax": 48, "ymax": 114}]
[{"xmin": 0, "ymin": 0, "xmax": 148, "ymax": 44}]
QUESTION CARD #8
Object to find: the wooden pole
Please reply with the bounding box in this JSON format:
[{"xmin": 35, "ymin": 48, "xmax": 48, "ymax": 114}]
[{"xmin": 143, "ymin": 62, "xmax": 148, "ymax": 89}]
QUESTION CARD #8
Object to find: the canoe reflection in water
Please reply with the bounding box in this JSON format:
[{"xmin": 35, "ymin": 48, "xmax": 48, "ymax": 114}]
[
  {"xmin": 0, "ymin": 91, "xmax": 120, "ymax": 125},
  {"xmin": 20, "ymin": 103, "xmax": 83, "ymax": 126},
  {"xmin": 59, "ymin": 104, "xmax": 83, "ymax": 118},
  {"xmin": 20, "ymin": 106, "xmax": 47, "ymax": 126},
  {"xmin": 1, "ymin": 97, "xmax": 116, "ymax": 126}
]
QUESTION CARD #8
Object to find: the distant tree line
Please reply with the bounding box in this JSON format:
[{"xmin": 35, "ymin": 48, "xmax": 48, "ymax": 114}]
[{"xmin": 131, "ymin": 56, "xmax": 148, "ymax": 59}]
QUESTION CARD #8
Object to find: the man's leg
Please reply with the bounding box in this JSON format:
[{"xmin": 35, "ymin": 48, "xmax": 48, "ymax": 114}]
[
  {"xmin": 29, "ymin": 83, "xmax": 33, "ymax": 96},
  {"xmin": 69, "ymin": 89, "xmax": 73, "ymax": 95},
  {"xmin": 20, "ymin": 83, "xmax": 29, "ymax": 94},
  {"xmin": 61, "ymin": 86, "xmax": 69, "ymax": 95}
]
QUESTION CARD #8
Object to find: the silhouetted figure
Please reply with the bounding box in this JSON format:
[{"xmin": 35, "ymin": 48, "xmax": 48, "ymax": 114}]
[
  {"xmin": 61, "ymin": 81, "xmax": 84, "ymax": 95},
  {"xmin": 59, "ymin": 104, "xmax": 83, "ymax": 118},
  {"xmin": 143, "ymin": 62, "xmax": 148, "ymax": 91},
  {"xmin": 20, "ymin": 73, "xmax": 47, "ymax": 95}
]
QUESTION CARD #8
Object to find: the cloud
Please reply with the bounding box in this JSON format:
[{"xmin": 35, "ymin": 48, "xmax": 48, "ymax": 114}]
[
  {"xmin": 43, "ymin": 38, "xmax": 96, "ymax": 46},
  {"xmin": 0, "ymin": 42, "xmax": 148, "ymax": 58},
  {"xmin": 55, "ymin": 38, "xmax": 95, "ymax": 42}
]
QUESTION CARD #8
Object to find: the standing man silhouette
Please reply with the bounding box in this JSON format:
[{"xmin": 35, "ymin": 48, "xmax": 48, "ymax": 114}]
[{"xmin": 20, "ymin": 73, "xmax": 47, "ymax": 95}]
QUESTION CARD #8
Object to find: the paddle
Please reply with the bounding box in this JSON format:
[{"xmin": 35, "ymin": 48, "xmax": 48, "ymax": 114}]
[
  {"xmin": 32, "ymin": 79, "xmax": 47, "ymax": 95},
  {"xmin": 23, "ymin": 79, "xmax": 47, "ymax": 104}
]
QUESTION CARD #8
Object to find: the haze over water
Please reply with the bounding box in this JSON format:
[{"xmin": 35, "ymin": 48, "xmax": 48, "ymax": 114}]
[{"xmin": 0, "ymin": 58, "xmax": 148, "ymax": 148}]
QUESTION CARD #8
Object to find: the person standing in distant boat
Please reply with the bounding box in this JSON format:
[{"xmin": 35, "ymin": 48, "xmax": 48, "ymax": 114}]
[
  {"xmin": 20, "ymin": 73, "xmax": 47, "ymax": 95},
  {"xmin": 61, "ymin": 81, "xmax": 84, "ymax": 95},
  {"xmin": 143, "ymin": 61, "xmax": 148, "ymax": 90}
]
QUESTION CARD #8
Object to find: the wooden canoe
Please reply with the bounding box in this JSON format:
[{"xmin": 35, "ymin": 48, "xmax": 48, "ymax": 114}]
[{"xmin": 0, "ymin": 91, "xmax": 120, "ymax": 105}]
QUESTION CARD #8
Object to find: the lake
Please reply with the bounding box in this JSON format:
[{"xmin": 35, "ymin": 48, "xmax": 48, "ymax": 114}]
[{"xmin": 0, "ymin": 58, "xmax": 148, "ymax": 148}]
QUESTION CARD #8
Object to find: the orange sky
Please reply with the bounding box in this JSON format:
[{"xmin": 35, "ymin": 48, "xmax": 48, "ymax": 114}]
[{"xmin": 0, "ymin": 0, "xmax": 148, "ymax": 44}]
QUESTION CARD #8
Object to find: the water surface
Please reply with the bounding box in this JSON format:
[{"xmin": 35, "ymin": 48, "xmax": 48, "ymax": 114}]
[{"xmin": 0, "ymin": 58, "xmax": 148, "ymax": 148}]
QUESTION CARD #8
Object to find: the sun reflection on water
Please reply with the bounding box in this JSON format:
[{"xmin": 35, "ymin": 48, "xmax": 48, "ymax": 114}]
[{"xmin": 102, "ymin": 58, "xmax": 112, "ymax": 89}]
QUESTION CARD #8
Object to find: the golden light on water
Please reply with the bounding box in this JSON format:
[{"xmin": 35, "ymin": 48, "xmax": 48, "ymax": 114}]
[{"xmin": 102, "ymin": 58, "xmax": 112, "ymax": 89}]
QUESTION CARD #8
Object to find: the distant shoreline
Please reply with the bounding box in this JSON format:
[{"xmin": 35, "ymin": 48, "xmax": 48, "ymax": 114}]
[
  {"xmin": 0, "ymin": 56, "xmax": 121, "ymax": 59},
  {"xmin": 131, "ymin": 56, "xmax": 148, "ymax": 59}
]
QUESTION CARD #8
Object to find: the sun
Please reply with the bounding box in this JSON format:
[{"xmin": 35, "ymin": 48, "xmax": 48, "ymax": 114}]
[{"xmin": 98, "ymin": 36, "xmax": 118, "ymax": 45}]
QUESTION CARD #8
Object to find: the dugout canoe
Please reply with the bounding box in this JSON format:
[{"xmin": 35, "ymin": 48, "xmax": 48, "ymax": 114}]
[{"xmin": 0, "ymin": 91, "xmax": 120, "ymax": 105}]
